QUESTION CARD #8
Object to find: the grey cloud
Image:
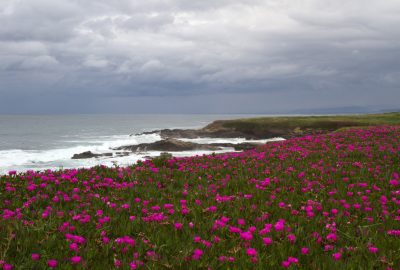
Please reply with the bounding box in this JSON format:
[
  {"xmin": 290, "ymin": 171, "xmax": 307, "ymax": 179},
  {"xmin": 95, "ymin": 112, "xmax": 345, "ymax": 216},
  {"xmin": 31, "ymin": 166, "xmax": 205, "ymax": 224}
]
[{"xmin": 0, "ymin": 0, "xmax": 399, "ymax": 113}]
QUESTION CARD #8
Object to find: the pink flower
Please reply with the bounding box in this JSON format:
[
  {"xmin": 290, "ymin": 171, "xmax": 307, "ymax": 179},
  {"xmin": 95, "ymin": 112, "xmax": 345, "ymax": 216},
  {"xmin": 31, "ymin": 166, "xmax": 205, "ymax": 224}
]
[
  {"xmin": 3, "ymin": 263, "xmax": 13, "ymax": 270},
  {"xmin": 240, "ymin": 231, "xmax": 253, "ymax": 241},
  {"xmin": 274, "ymin": 220, "xmax": 285, "ymax": 231},
  {"xmin": 114, "ymin": 259, "xmax": 122, "ymax": 267},
  {"xmin": 246, "ymin": 248, "xmax": 257, "ymax": 257},
  {"xmin": 174, "ymin": 223, "xmax": 183, "ymax": 230},
  {"xmin": 368, "ymin": 246, "xmax": 379, "ymax": 253},
  {"xmin": 237, "ymin": 219, "xmax": 246, "ymax": 226},
  {"xmin": 192, "ymin": 249, "xmax": 203, "ymax": 260},
  {"xmin": 208, "ymin": 206, "xmax": 217, "ymax": 212},
  {"xmin": 31, "ymin": 253, "xmax": 40, "ymax": 261},
  {"xmin": 47, "ymin": 259, "xmax": 57, "ymax": 268},
  {"xmin": 263, "ymin": 237, "xmax": 273, "ymax": 246},
  {"xmin": 287, "ymin": 234, "xmax": 296, "ymax": 243},
  {"xmin": 71, "ymin": 256, "xmax": 81, "ymax": 264},
  {"xmin": 282, "ymin": 261, "xmax": 291, "ymax": 268},
  {"xmin": 69, "ymin": 243, "xmax": 79, "ymax": 252},
  {"xmin": 102, "ymin": 237, "xmax": 110, "ymax": 244},
  {"xmin": 332, "ymin": 252, "xmax": 342, "ymax": 261},
  {"xmin": 213, "ymin": 236, "xmax": 220, "ymax": 243},
  {"xmin": 301, "ymin": 247, "xmax": 309, "ymax": 255},
  {"xmin": 389, "ymin": 179, "xmax": 399, "ymax": 186},
  {"xmin": 326, "ymin": 233, "xmax": 337, "ymax": 242}
]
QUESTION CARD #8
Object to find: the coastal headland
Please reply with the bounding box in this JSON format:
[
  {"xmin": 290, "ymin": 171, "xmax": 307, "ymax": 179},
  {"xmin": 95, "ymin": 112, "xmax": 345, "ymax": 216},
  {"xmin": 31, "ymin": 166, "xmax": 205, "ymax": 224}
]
[{"xmin": 72, "ymin": 112, "xmax": 400, "ymax": 159}]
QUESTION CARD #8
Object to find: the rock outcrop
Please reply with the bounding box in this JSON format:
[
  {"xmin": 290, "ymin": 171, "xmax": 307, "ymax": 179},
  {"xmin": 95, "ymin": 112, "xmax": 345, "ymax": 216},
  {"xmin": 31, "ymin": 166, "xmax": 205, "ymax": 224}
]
[
  {"xmin": 71, "ymin": 151, "xmax": 113, "ymax": 159},
  {"xmin": 114, "ymin": 138, "xmax": 220, "ymax": 152}
]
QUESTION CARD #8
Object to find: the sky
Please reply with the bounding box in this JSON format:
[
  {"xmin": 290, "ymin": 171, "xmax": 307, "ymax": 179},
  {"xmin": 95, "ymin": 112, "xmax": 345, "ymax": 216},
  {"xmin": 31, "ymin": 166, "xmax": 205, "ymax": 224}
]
[{"xmin": 0, "ymin": 0, "xmax": 399, "ymax": 114}]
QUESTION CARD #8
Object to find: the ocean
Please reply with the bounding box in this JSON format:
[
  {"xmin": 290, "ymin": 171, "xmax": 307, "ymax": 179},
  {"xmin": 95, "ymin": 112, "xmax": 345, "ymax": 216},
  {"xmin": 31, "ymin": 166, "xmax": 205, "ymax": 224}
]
[{"xmin": 0, "ymin": 114, "xmax": 283, "ymax": 175}]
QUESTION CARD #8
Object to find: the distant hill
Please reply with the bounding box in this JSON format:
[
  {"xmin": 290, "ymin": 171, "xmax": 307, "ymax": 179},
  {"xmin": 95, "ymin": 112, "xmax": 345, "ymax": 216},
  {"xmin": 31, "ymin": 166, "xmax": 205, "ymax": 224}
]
[{"xmin": 286, "ymin": 106, "xmax": 400, "ymax": 115}]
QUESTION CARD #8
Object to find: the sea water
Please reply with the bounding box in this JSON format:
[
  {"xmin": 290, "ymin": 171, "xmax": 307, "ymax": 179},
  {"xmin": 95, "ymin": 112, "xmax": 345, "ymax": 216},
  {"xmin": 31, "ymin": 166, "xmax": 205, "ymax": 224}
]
[{"xmin": 0, "ymin": 114, "xmax": 284, "ymax": 175}]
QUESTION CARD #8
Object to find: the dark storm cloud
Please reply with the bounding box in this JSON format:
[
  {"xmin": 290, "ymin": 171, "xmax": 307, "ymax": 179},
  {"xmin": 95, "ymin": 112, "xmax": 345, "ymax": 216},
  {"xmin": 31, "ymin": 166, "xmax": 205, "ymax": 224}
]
[{"xmin": 0, "ymin": 0, "xmax": 399, "ymax": 113}]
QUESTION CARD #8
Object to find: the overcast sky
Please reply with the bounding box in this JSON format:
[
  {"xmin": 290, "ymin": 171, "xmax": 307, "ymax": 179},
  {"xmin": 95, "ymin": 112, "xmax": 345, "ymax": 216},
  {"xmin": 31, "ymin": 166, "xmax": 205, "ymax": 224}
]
[{"xmin": 0, "ymin": 0, "xmax": 399, "ymax": 114}]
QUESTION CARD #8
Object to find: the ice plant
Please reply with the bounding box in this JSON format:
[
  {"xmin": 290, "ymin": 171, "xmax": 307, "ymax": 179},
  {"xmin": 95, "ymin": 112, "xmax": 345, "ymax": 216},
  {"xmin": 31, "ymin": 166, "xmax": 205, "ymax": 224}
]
[
  {"xmin": 71, "ymin": 256, "xmax": 82, "ymax": 264},
  {"xmin": 31, "ymin": 253, "xmax": 40, "ymax": 261},
  {"xmin": 0, "ymin": 126, "xmax": 399, "ymax": 269},
  {"xmin": 192, "ymin": 249, "xmax": 203, "ymax": 260},
  {"xmin": 47, "ymin": 260, "xmax": 57, "ymax": 268},
  {"xmin": 332, "ymin": 252, "xmax": 342, "ymax": 261},
  {"xmin": 301, "ymin": 247, "xmax": 309, "ymax": 255}
]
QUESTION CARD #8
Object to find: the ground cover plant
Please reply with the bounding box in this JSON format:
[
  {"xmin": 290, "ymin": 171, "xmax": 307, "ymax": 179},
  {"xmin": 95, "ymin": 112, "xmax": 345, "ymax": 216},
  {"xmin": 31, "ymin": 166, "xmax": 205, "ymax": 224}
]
[{"xmin": 0, "ymin": 125, "xmax": 399, "ymax": 269}]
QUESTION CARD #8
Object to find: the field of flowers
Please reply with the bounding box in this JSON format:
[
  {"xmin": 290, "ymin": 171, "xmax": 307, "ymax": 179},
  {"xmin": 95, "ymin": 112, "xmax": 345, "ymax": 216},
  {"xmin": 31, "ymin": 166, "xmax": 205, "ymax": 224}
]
[{"xmin": 1, "ymin": 126, "xmax": 399, "ymax": 269}]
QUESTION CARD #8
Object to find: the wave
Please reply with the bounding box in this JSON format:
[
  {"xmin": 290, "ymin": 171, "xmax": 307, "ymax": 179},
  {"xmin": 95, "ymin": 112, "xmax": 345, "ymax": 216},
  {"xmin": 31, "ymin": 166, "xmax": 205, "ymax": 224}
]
[
  {"xmin": 0, "ymin": 133, "xmax": 162, "ymax": 174},
  {"xmin": 0, "ymin": 133, "xmax": 284, "ymax": 175},
  {"xmin": 179, "ymin": 137, "xmax": 286, "ymax": 144}
]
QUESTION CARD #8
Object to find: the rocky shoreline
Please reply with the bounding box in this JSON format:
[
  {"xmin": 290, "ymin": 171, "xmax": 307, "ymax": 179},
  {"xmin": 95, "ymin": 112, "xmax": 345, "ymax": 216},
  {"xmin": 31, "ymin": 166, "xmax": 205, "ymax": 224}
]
[
  {"xmin": 70, "ymin": 117, "xmax": 337, "ymax": 160},
  {"xmin": 70, "ymin": 125, "xmax": 286, "ymax": 160}
]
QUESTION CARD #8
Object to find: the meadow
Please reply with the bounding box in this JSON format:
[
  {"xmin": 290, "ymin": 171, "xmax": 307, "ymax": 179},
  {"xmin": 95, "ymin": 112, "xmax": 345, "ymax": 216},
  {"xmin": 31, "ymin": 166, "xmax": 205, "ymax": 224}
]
[{"xmin": 0, "ymin": 125, "xmax": 399, "ymax": 269}]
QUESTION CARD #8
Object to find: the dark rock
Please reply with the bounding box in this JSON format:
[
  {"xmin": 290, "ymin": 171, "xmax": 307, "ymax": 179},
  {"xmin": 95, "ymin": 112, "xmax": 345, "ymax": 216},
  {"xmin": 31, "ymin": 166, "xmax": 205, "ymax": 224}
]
[
  {"xmin": 209, "ymin": 142, "xmax": 262, "ymax": 151},
  {"xmin": 71, "ymin": 151, "xmax": 113, "ymax": 159},
  {"xmin": 114, "ymin": 138, "xmax": 221, "ymax": 152},
  {"xmin": 115, "ymin": 151, "xmax": 131, "ymax": 157}
]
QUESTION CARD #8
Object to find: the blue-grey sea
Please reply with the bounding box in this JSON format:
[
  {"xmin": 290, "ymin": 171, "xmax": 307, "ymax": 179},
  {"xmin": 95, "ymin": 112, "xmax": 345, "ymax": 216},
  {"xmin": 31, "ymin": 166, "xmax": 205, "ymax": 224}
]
[{"xmin": 0, "ymin": 114, "xmax": 284, "ymax": 175}]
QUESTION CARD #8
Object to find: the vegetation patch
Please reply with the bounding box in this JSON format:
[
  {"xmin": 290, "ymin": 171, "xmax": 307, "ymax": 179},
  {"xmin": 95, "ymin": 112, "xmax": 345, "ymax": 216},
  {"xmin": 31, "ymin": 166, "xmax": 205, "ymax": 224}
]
[{"xmin": 0, "ymin": 125, "xmax": 399, "ymax": 269}]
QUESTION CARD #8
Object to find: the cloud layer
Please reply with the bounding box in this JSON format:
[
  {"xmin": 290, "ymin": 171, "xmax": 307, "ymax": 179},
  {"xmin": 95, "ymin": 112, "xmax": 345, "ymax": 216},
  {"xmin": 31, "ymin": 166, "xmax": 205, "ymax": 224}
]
[{"xmin": 1, "ymin": 0, "xmax": 399, "ymax": 113}]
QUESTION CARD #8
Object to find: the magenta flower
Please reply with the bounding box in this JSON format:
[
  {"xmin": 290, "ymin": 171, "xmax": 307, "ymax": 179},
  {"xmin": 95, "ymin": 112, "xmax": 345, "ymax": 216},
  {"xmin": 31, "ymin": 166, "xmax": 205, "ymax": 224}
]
[
  {"xmin": 240, "ymin": 231, "xmax": 253, "ymax": 241},
  {"xmin": 301, "ymin": 247, "xmax": 309, "ymax": 255},
  {"xmin": 192, "ymin": 249, "xmax": 203, "ymax": 260},
  {"xmin": 69, "ymin": 243, "xmax": 79, "ymax": 252},
  {"xmin": 332, "ymin": 252, "xmax": 342, "ymax": 261},
  {"xmin": 129, "ymin": 261, "xmax": 137, "ymax": 269},
  {"xmin": 274, "ymin": 220, "xmax": 285, "ymax": 231},
  {"xmin": 368, "ymin": 246, "xmax": 378, "ymax": 253},
  {"xmin": 326, "ymin": 233, "xmax": 337, "ymax": 242},
  {"xmin": 246, "ymin": 248, "xmax": 257, "ymax": 257},
  {"xmin": 389, "ymin": 179, "xmax": 399, "ymax": 186},
  {"xmin": 71, "ymin": 256, "xmax": 81, "ymax": 264},
  {"xmin": 174, "ymin": 222, "xmax": 183, "ymax": 230},
  {"xmin": 3, "ymin": 263, "xmax": 13, "ymax": 270},
  {"xmin": 287, "ymin": 234, "xmax": 296, "ymax": 243},
  {"xmin": 262, "ymin": 237, "xmax": 273, "ymax": 246},
  {"xmin": 114, "ymin": 259, "xmax": 122, "ymax": 267},
  {"xmin": 208, "ymin": 206, "xmax": 217, "ymax": 212},
  {"xmin": 47, "ymin": 259, "xmax": 57, "ymax": 268}
]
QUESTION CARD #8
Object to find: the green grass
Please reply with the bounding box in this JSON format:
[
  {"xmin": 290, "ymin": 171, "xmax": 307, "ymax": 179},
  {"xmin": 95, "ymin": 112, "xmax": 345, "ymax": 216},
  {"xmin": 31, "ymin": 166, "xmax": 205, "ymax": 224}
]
[
  {"xmin": 0, "ymin": 125, "xmax": 399, "ymax": 269},
  {"xmin": 204, "ymin": 112, "xmax": 400, "ymax": 137}
]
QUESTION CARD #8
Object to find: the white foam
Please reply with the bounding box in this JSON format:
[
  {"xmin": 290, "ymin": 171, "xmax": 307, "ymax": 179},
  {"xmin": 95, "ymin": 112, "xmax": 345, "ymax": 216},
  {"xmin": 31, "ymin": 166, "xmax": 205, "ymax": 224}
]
[
  {"xmin": 179, "ymin": 137, "xmax": 286, "ymax": 144},
  {"xmin": 0, "ymin": 133, "xmax": 163, "ymax": 175},
  {"xmin": 0, "ymin": 134, "xmax": 285, "ymax": 175}
]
